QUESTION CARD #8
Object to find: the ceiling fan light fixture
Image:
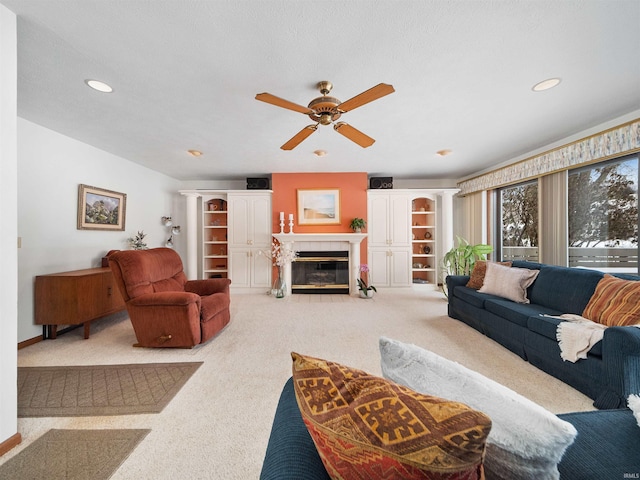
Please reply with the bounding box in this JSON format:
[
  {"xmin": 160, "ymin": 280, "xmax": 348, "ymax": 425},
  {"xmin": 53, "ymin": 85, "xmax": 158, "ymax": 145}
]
[
  {"xmin": 85, "ymin": 79, "xmax": 113, "ymax": 93},
  {"xmin": 187, "ymin": 149, "xmax": 203, "ymax": 157},
  {"xmin": 532, "ymin": 78, "xmax": 561, "ymax": 92},
  {"xmin": 313, "ymin": 149, "xmax": 327, "ymax": 157},
  {"xmin": 319, "ymin": 113, "xmax": 333, "ymax": 125}
]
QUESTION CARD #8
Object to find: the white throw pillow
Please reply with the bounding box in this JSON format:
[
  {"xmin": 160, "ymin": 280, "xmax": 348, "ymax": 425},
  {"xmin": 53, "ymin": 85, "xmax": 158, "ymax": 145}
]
[
  {"xmin": 628, "ymin": 394, "xmax": 640, "ymax": 428},
  {"xmin": 379, "ymin": 337, "xmax": 577, "ymax": 480},
  {"xmin": 478, "ymin": 262, "xmax": 539, "ymax": 303}
]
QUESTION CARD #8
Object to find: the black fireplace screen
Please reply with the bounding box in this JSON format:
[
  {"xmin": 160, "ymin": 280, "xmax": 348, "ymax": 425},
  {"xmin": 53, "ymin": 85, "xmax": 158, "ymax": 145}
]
[{"xmin": 292, "ymin": 251, "xmax": 349, "ymax": 294}]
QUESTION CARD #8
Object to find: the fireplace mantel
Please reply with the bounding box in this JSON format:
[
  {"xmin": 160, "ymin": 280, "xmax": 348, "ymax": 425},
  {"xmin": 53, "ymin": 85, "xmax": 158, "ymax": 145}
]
[
  {"xmin": 273, "ymin": 233, "xmax": 367, "ymax": 295},
  {"xmin": 272, "ymin": 233, "xmax": 367, "ymax": 244}
]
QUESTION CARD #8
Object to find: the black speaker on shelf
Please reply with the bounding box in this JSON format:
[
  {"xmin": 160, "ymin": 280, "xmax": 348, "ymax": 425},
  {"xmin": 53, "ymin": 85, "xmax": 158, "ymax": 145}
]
[
  {"xmin": 246, "ymin": 177, "xmax": 270, "ymax": 190},
  {"xmin": 370, "ymin": 176, "xmax": 393, "ymax": 189}
]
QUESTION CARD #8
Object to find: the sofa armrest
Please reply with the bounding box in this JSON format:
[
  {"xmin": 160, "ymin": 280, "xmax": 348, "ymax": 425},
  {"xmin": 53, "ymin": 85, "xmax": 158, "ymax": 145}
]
[
  {"xmin": 185, "ymin": 278, "xmax": 231, "ymax": 296},
  {"xmin": 260, "ymin": 377, "xmax": 330, "ymax": 480},
  {"xmin": 128, "ymin": 291, "xmax": 200, "ymax": 307},
  {"xmin": 604, "ymin": 326, "xmax": 640, "ymax": 356},
  {"xmin": 599, "ymin": 326, "xmax": 640, "ymax": 408},
  {"xmin": 446, "ymin": 275, "xmax": 470, "ymax": 292}
]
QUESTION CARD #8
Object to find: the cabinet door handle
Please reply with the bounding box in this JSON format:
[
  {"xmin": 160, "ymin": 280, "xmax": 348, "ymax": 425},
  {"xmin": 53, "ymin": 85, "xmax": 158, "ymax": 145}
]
[{"xmin": 107, "ymin": 286, "xmax": 113, "ymax": 296}]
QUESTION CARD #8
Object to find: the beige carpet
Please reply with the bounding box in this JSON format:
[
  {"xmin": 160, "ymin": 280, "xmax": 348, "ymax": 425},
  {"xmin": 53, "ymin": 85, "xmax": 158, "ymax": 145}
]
[
  {"xmin": 18, "ymin": 362, "xmax": 202, "ymax": 417},
  {"xmin": 5, "ymin": 290, "xmax": 595, "ymax": 479},
  {"xmin": 0, "ymin": 429, "xmax": 150, "ymax": 480}
]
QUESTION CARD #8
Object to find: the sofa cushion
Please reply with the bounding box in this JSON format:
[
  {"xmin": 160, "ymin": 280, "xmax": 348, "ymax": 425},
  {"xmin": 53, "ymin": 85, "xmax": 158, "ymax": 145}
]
[
  {"xmin": 484, "ymin": 299, "xmax": 562, "ymax": 328},
  {"xmin": 466, "ymin": 261, "xmax": 512, "ymax": 289},
  {"xmin": 380, "ymin": 337, "xmax": 577, "ymax": 480},
  {"xmin": 528, "ymin": 265, "xmax": 603, "ymax": 313},
  {"xmin": 582, "ymin": 274, "xmax": 640, "ymax": 326},
  {"xmin": 291, "ymin": 352, "xmax": 491, "ymax": 480},
  {"xmin": 478, "ymin": 262, "xmax": 539, "ymax": 303},
  {"xmin": 452, "ymin": 286, "xmax": 503, "ymax": 309}
]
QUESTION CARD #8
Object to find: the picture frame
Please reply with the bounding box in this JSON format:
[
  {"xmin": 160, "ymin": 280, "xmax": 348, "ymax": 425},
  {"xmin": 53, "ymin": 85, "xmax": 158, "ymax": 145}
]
[
  {"xmin": 297, "ymin": 188, "xmax": 341, "ymax": 225},
  {"xmin": 77, "ymin": 184, "xmax": 127, "ymax": 231}
]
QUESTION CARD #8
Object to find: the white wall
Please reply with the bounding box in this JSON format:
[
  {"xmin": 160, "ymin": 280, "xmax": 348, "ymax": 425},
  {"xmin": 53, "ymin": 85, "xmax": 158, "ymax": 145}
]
[
  {"xmin": 17, "ymin": 118, "xmax": 184, "ymax": 342},
  {"xmin": 0, "ymin": 2, "xmax": 18, "ymax": 451}
]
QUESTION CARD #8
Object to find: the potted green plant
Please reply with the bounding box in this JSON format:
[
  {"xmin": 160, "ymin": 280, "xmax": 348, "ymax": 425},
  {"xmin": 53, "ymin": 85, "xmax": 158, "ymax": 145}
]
[
  {"xmin": 350, "ymin": 218, "xmax": 366, "ymax": 232},
  {"xmin": 441, "ymin": 236, "xmax": 493, "ymax": 297}
]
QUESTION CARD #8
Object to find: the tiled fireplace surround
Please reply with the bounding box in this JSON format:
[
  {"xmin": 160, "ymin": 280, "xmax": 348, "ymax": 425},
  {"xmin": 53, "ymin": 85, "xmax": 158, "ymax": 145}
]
[{"xmin": 272, "ymin": 233, "xmax": 367, "ymax": 296}]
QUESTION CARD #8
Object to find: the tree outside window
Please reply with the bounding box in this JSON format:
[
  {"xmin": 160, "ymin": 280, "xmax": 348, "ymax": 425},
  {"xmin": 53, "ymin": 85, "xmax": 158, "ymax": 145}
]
[
  {"xmin": 568, "ymin": 156, "xmax": 638, "ymax": 272},
  {"xmin": 500, "ymin": 181, "xmax": 538, "ymax": 262}
]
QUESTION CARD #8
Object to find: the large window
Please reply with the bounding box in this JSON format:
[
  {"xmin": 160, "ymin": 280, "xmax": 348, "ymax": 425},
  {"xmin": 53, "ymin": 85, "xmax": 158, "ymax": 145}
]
[
  {"xmin": 568, "ymin": 155, "xmax": 638, "ymax": 273},
  {"xmin": 498, "ymin": 180, "xmax": 539, "ymax": 262}
]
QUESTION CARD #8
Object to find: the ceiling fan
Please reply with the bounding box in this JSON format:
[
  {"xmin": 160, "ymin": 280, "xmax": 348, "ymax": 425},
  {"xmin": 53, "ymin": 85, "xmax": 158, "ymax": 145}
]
[{"xmin": 255, "ymin": 81, "xmax": 395, "ymax": 150}]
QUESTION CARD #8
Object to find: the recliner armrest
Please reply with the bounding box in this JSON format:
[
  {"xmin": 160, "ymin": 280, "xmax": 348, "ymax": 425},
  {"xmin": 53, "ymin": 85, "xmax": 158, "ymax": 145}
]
[
  {"xmin": 128, "ymin": 291, "xmax": 200, "ymax": 307},
  {"xmin": 185, "ymin": 278, "xmax": 231, "ymax": 296}
]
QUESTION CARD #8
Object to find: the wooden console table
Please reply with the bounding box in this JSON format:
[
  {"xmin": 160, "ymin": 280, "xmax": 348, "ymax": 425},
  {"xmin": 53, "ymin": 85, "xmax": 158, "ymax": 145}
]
[{"xmin": 35, "ymin": 267, "xmax": 126, "ymax": 339}]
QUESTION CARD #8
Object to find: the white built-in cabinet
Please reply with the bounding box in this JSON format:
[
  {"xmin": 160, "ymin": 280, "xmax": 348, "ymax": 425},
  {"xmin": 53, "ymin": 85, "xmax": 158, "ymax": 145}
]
[
  {"xmin": 367, "ymin": 189, "xmax": 458, "ymax": 288},
  {"xmin": 179, "ymin": 190, "xmax": 272, "ymax": 292},
  {"xmin": 227, "ymin": 192, "xmax": 272, "ymax": 291},
  {"xmin": 368, "ymin": 191, "xmax": 412, "ymax": 287}
]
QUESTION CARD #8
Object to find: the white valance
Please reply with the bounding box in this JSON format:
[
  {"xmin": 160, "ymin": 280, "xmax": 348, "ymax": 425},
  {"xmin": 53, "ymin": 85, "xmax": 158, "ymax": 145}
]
[{"xmin": 458, "ymin": 119, "xmax": 640, "ymax": 196}]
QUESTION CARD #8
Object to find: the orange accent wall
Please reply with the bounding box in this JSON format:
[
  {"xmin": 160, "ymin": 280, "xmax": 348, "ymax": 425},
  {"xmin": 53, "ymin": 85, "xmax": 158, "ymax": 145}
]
[{"xmin": 272, "ymin": 172, "xmax": 368, "ymax": 265}]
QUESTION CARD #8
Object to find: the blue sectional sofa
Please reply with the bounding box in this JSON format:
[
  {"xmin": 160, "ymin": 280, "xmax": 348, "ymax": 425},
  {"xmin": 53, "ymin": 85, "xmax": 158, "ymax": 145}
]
[
  {"xmin": 260, "ymin": 378, "xmax": 640, "ymax": 480},
  {"xmin": 446, "ymin": 261, "xmax": 640, "ymax": 409}
]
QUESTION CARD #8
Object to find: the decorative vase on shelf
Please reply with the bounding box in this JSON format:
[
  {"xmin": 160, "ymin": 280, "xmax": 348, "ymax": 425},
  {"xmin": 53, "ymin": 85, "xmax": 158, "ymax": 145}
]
[
  {"xmin": 359, "ymin": 289, "xmax": 374, "ymax": 299},
  {"xmin": 272, "ymin": 266, "xmax": 286, "ymax": 298}
]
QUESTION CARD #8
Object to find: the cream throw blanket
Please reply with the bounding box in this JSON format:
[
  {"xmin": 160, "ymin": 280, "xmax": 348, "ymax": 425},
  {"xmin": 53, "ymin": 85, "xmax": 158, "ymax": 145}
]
[{"xmin": 548, "ymin": 314, "xmax": 606, "ymax": 362}]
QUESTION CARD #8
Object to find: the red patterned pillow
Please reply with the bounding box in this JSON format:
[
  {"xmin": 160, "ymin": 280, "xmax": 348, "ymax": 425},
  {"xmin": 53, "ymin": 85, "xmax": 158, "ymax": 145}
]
[
  {"xmin": 582, "ymin": 274, "xmax": 640, "ymax": 326},
  {"xmin": 291, "ymin": 352, "xmax": 492, "ymax": 480}
]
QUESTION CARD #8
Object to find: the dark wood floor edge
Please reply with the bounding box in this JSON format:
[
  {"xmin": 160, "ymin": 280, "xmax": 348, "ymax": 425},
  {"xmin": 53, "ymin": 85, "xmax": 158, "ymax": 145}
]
[
  {"xmin": 0, "ymin": 432, "xmax": 22, "ymax": 457},
  {"xmin": 18, "ymin": 335, "xmax": 43, "ymax": 350}
]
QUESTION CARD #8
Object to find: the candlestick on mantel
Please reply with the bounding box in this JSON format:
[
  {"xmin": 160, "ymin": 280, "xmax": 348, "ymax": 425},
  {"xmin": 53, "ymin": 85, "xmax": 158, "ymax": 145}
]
[
  {"xmin": 288, "ymin": 216, "xmax": 294, "ymax": 234},
  {"xmin": 279, "ymin": 211, "xmax": 284, "ymax": 221},
  {"xmin": 288, "ymin": 213, "xmax": 294, "ymax": 221}
]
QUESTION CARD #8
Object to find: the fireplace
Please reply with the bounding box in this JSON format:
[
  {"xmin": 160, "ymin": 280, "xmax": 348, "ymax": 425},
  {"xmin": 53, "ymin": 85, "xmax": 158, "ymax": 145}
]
[
  {"xmin": 292, "ymin": 251, "xmax": 349, "ymax": 294},
  {"xmin": 272, "ymin": 233, "xmax": 367, "ymax": 296}
]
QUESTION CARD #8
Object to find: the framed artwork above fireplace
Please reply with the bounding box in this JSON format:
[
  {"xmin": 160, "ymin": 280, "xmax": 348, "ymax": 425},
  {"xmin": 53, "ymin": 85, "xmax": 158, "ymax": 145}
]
[{"xmin": 297, "ymin": 189, "xmax": 341, "ymax": 225}]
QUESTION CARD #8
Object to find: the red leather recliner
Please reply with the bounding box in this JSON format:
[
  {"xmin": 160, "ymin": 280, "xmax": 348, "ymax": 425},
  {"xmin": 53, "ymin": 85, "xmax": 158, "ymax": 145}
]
[{"xmin": 108, "ymin": 248, "xmax": 231, "ymax": 348}]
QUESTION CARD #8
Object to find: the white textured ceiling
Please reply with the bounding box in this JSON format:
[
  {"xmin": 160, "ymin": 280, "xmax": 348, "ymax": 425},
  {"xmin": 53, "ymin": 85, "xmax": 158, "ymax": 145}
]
[{"xmin": 2, "ymin": 0, "xmax": 639, "ymax": 181}]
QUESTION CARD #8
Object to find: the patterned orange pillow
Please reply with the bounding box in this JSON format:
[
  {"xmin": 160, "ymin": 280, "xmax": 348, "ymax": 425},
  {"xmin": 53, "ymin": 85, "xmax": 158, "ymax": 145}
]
[
  {"xmin": 291, "ymin": 352, "xmax": 492, "ymax": 480},
  {"xmin": 582, "ymin": 274, "xmax": 640, "ymax": 326},
  {"xmin": 466, "ymin": 261, "xmax": 512, "ymax": 289}
]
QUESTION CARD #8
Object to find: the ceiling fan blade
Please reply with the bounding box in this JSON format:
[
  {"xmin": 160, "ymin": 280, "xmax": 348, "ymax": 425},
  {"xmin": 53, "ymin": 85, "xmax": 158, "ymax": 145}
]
[
  {"xmin": 337, "ymin": 83, "xmax": 395, "ymax": 112},
  {"xmin": 333, "ymin": 122, "xmax": 375, "ymax": 148},
  {"xmin": 281, "ymin": 124, "xmax": 318, "ymax": 150},
  {"xmin": 255, "ymin": 93, "xmax": 315, "ymax": 114}
]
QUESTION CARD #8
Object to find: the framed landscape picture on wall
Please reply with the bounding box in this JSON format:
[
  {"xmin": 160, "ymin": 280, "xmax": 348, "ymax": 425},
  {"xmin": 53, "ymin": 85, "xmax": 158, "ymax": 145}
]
[
  {"xmin": 77, "ymin": 184, "xmax": 127, "ymax": 230},
  {"xmin": 297, "ymin": 188, "xmax": 341, "ymax": 225}
]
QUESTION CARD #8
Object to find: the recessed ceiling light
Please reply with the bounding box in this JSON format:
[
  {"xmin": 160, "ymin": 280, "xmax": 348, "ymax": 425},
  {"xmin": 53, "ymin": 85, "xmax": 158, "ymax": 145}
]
[
  {"xmin": 436, "ymin": 149, "xmax": 452, "ymax": 156},
  {"xmin": 532, "ymin": 78, "xmax": 561, "ymax": 92},
  {"xmin": 313, "ymin": 150, "xmax": 327, "ymax": 157},
  {"xmin": 187, "ymin": 149, "xmax": 203, "ymax": 157},
  {"xmin": 84, "ymin": 79, "xmax": 113, "ymax": 93}
]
